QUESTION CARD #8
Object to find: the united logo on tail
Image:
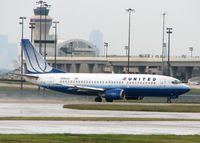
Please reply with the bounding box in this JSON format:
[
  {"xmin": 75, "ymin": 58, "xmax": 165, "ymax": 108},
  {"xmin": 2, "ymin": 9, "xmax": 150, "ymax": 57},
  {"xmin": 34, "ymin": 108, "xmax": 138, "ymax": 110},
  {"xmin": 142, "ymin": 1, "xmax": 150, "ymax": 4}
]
[{"xmin": 21, "ymin": 39, "xmax": 64, "ymax": 74}]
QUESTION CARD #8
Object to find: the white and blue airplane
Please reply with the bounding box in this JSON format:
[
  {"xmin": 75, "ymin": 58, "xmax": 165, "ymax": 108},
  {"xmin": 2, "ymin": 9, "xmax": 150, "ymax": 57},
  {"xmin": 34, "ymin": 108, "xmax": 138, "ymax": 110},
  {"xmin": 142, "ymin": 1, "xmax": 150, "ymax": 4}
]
[{"xmin": 21, "ymin": 39, "xmax": 190, "ymax": 102}]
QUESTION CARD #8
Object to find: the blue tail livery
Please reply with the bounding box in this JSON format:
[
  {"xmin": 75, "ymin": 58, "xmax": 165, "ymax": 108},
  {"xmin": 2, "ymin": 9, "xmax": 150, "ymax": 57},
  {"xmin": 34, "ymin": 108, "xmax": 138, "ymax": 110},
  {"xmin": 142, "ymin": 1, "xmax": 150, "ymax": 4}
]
[{"xmin": 21, "ymin": 39, "xmax": 64, "ymax": 74}]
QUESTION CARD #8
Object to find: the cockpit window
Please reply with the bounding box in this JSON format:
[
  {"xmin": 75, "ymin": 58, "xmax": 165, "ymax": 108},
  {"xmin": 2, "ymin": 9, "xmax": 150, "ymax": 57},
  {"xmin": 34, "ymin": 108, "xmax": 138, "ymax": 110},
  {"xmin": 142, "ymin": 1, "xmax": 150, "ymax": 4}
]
[{"xmin": 172, "ymin": 80, "xmax": 181, "ymax": 84}]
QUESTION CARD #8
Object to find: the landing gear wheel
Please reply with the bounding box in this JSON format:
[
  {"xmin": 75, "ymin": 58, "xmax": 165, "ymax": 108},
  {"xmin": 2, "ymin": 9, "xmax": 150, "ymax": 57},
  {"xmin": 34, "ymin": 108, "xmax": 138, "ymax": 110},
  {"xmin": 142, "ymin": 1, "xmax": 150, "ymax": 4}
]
[
  {"xmin": 95, "ymin": 96, "xmax": 102, "ymax": 102},
  {"xmin": 105, "ymin": 98, "xmax": 113, "ymax": 102},
  {"xmin": 167, "ymin": 97, "xmax": 172, "ymax": 103}
]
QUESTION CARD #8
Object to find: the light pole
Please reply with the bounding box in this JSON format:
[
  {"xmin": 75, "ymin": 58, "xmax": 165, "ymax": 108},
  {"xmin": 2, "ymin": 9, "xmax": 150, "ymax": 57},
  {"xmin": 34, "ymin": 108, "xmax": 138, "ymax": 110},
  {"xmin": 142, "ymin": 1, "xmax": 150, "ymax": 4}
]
[
  {"xmin": 189, "ymin": 47, "xmax": 193, "ymax": 57},
  {"xmin": 126, "ymin": 8, "xmax": 135, "ymax": 74},
  {"xmin": 69, "ymin": 42, "xmax": 73, "ymax": 57},
  {"xmin": 36, "ymin": 0, "xmax": 46, "ymax": 55},
  {"xmin": 44, "ymin": 3, "xmax": 51, "ymax": 60},
  {"xmin": 125, "ymin": 46, "xmax": 128, "ymax": 56},
  {"xmin": 104, "ymin": 42, "xmax": 108, "ymax": 57},
  {"xmin": 29, "ymin": 22, "xmax": 35, "ymax": 43},
  {"xmin": 166, "ymin": 27, "xmax": 172, "ymax": 76},
  {"xmin": 161, "ymin": 13, "xmax": 166, "ymax": 75},
  {"xmin": 19, "ymin": 16, "xmax": 26, "ymax": 90},
  {"xmin": 53, "ymin": 21, "xmax": 59, "ymax": 68}
]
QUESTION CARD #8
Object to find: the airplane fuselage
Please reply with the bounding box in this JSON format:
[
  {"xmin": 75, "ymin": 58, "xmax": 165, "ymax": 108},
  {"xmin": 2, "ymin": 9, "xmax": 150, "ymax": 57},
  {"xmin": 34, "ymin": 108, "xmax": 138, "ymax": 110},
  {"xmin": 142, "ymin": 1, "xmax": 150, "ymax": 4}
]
[{"xmin": 24, "ymin": 73, "xmax": 190, "ymax": 101}]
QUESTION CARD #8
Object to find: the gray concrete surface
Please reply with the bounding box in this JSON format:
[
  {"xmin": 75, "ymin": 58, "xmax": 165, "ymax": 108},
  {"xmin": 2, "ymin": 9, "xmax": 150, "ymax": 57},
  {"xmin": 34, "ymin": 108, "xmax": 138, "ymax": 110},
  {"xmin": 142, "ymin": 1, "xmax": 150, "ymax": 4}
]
[
  {"xmin": 0, "ymin": 120, "xmax": 199, "ymax": 135},
  {"xmin": 0, "ymin": 103, "xmax": 200, "ymax": 119}
]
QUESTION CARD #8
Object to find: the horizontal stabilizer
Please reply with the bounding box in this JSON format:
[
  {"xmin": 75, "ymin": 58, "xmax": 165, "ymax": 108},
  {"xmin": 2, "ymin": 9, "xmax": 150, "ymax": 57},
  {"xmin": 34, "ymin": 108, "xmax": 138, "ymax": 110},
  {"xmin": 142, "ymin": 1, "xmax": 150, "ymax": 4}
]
[{"xmin": 10, "ymin": 73, "xmax": 39, "ymax": 79}]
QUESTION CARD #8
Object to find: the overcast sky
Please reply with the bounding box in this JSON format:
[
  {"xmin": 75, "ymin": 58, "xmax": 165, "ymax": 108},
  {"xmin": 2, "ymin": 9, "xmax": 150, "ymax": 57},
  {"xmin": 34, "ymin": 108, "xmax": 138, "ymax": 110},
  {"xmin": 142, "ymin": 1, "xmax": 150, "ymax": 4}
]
[{"xmin": 0, "ymin": 0, "xmax": 200, "ymax": 56}]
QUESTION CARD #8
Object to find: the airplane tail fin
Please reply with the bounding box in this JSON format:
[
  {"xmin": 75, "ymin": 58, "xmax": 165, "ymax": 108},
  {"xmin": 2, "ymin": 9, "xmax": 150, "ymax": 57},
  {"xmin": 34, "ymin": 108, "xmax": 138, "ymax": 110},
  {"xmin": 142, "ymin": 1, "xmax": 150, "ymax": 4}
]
[{"xmin": 21, "ymin": 39, "xmax": 65, "ymax": 74}]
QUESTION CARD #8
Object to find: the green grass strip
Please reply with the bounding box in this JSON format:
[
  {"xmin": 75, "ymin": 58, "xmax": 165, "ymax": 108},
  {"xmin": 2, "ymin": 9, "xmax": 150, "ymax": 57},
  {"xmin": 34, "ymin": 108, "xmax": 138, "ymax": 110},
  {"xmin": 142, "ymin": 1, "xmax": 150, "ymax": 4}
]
[
  {"xmin": 63, "ymin": 104, "xmax": 200, "ymax": 112},
  {"xmin": 0, "ymin": 117, "xmax": 200, "ymax": 121},
  {"xmin": 0, "ymin": 134, "xmax": 199, "ymax": 143}
]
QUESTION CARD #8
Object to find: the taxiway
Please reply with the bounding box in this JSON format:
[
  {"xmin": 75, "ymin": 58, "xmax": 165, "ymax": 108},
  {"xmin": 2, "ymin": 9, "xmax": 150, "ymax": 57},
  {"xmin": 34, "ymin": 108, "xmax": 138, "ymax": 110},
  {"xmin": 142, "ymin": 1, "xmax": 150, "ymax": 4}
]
[
  {"xmin": 0, "ymin": 102, "xmax": 200, "ymax": 119},
  {"xmin": 0, "ymin": 102, "xmax": 199, "ymax": 134},
  {"xmin": 0, "ymin": 120, "xmax": 200, "ymax": 135}
]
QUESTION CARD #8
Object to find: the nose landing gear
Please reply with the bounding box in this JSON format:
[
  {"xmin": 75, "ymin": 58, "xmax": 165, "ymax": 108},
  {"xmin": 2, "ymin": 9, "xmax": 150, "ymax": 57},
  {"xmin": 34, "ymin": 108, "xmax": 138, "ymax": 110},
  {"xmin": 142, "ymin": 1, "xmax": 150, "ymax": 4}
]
[
  {"xmin": 167, "ymin": 97, "xmax": 172, "ymax": 103},
  {"xmin": 95, "ymin": 96, "xmax": 102, "ymax": 102}
]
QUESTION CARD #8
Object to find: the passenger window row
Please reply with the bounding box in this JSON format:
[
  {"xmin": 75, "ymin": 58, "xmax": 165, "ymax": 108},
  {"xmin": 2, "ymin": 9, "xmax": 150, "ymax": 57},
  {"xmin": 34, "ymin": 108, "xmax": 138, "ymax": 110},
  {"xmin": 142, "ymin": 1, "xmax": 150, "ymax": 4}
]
[{"xmin": 59, "ymin": 80, "xmax": 156, "ymax": 85}]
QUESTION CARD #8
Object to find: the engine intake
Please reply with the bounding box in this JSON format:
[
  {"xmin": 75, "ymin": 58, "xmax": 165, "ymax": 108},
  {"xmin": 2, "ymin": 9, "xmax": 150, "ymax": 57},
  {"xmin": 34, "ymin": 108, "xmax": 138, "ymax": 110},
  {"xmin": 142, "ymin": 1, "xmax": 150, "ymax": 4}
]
[{"xmin": 105, "ymin": 89, "xmax": 125, "ymax": 102}]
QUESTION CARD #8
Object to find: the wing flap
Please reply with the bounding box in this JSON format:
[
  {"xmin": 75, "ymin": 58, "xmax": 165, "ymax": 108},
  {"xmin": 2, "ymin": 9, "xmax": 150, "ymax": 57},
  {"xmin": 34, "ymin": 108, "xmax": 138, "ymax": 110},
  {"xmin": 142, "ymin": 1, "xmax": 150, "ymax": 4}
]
[{"xmin": 61, "ymin": 84, "xmax": 105, "ymax": 92}]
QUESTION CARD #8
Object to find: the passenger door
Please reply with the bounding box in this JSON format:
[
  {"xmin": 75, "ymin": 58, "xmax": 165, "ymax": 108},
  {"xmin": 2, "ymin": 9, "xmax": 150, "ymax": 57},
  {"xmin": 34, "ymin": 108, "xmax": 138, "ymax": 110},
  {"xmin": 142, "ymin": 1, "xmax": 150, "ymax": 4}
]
[
  {"xmin": 160, "ymin": 78, "xmax": 166, "ymax": 88},
  {"xmin": 47, "ymin": 76, "xmax": 55, "ymax": 87}
]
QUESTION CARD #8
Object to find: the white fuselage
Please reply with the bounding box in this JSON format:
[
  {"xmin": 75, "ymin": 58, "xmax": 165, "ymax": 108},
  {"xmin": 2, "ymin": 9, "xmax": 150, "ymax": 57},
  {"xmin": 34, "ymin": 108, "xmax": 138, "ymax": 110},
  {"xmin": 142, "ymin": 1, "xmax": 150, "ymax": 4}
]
[{"xmin": 24, "ymin": 73, "xmax": 190, "ymax": 98}]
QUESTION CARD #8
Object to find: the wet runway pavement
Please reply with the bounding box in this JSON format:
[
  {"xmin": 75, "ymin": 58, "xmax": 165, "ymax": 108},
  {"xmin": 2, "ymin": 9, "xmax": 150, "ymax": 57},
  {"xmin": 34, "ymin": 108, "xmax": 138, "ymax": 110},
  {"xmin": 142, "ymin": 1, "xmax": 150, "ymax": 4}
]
[
  {"xmin": 0, "ymin": 102, "xmax": 200, "ymax": 119},
  {"xmin": 0, "ymin": 102, "xmax": 198, "ymax": 135},
  {"xmin": 0, "ymin": 120, "xmax": 200, "ymax": 135}
]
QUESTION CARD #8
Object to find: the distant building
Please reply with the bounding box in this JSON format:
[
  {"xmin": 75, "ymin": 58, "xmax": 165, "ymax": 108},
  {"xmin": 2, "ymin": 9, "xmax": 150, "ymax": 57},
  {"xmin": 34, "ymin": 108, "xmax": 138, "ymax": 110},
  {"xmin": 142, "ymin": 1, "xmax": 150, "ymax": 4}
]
[
  {"xmin": 58, "ymin": 39, "xmax": 98, "ymax": 57},
  {"xmin": 0, "ymin": 35, "xmax": 18, "ymax": 70},
  {"xmin": 89, "ymin": 30, "xmax": 103, "ymax": 56}
]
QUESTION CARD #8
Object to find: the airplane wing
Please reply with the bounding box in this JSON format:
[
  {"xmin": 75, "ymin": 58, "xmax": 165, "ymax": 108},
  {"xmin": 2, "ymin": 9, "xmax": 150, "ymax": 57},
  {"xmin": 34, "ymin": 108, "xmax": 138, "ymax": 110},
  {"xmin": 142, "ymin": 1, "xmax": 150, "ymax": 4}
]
[{"xmin": 61, "ymin": 83, "xmax": 105, "ymax": 92}]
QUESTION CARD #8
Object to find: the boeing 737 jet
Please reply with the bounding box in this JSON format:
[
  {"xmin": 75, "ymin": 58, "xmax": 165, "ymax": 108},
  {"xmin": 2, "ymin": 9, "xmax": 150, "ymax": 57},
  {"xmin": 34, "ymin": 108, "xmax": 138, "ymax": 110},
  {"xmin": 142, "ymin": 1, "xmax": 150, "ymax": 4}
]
[{"xmin": 20, "ymin": 39, "xmax": 190, "ymax": 102}]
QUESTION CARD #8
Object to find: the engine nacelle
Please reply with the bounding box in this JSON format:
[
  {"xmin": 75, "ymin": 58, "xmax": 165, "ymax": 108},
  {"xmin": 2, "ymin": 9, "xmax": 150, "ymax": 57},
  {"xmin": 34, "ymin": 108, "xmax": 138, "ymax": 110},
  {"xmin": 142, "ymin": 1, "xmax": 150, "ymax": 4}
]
[{"xmin": 105, "ymin": 89, "xmax": 125, "ymax": 101}]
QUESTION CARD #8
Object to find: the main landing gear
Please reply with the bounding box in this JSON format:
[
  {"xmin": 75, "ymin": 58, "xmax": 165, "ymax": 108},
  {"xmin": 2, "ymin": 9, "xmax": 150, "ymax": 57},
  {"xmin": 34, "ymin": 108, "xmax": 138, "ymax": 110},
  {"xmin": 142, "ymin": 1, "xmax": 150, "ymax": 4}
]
[
  {"xmin": 95, "ymin": 96, "xmax": 102, "ymax": 102},
  {"xmin": 167, "ymin": 97, "xmax": 172, "ymax": 103}
]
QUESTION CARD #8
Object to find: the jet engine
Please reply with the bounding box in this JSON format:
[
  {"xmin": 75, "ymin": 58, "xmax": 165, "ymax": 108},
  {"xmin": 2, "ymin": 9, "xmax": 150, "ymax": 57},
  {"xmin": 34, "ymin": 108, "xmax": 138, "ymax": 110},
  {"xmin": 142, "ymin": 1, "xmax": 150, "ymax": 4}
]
[{"xmin": 105, "ymin": 89, "xmax": 125, "ymax": 102}]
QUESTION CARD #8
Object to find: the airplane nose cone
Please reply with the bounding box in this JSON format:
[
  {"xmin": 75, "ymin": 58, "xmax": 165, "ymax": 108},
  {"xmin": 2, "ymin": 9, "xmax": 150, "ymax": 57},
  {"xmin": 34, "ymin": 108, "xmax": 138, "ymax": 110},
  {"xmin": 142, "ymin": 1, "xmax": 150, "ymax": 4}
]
[{"xmin": 182, "ymin": 84, "xmax": 190, "ymax": 93}]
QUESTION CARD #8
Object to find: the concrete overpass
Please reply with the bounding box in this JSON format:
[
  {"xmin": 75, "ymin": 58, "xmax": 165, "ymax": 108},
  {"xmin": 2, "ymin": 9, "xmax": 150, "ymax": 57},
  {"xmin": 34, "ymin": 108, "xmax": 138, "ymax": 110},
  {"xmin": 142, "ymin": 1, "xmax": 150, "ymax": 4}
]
[{"xmin": 46, "ymin": 56, "xmax": 200, "ymax": 81}]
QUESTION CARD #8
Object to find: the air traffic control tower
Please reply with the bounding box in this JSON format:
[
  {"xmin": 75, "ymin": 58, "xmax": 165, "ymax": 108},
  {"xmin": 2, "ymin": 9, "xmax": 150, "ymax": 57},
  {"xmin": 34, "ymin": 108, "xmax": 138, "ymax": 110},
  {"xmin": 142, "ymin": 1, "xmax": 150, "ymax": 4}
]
[{"xmin": 30, "ymin": 1, "xmax": 55, "ymax": 56}]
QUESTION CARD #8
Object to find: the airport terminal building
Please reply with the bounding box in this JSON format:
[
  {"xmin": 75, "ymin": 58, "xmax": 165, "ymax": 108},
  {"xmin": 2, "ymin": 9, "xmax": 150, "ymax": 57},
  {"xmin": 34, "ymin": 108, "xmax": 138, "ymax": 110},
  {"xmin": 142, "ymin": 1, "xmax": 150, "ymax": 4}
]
[{"xmin": 58, "ymin": 39, "xmax": 98, "ymax": 57}]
